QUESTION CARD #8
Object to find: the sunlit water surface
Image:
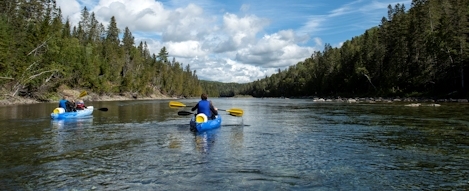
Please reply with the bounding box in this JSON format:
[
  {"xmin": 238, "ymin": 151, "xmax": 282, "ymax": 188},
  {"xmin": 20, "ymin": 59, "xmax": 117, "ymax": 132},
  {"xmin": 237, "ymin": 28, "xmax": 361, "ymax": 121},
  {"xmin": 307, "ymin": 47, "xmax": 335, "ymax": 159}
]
[{"xmin": 1, "ymin": 98, "xmax": 468, "ymax": 190}]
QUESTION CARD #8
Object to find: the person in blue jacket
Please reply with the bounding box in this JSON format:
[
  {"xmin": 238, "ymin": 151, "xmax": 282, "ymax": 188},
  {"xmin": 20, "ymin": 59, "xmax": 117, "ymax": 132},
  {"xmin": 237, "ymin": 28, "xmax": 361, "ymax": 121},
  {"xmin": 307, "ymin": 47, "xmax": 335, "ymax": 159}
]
[
  {"xmin": 59, "ymin": 95, "xmax": 75, "ymax": 112},
  {"xmin": 191, "ymin": 93, "xmax": 218, "ymax": 119}
]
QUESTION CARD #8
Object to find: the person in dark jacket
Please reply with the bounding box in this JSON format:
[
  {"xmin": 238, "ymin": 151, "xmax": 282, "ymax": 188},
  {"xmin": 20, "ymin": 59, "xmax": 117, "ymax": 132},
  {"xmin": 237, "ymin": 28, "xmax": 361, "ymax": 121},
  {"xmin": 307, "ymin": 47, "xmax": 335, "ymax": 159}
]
[{"xmin": 191, "ymin": 93, "xmax": 218, "ymax": 119}]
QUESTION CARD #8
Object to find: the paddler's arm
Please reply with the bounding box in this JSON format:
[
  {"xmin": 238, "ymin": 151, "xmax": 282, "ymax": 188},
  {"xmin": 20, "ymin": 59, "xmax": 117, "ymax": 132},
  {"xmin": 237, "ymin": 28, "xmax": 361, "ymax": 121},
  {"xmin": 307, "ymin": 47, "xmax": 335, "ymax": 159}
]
[
  {"xmin": 210, "ymin": 104, "xmax": 218, "ymax": 115},
  {"xmin": 191, "ymin": 103, "xmax": 199, "ymax": 111}
]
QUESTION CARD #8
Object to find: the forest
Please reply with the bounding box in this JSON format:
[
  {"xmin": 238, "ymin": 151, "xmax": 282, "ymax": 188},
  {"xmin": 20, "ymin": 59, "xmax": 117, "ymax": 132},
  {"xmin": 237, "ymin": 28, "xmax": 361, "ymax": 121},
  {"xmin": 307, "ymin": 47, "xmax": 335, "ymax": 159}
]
[
  {"xmin": 0, "ymin": 0, "xmax": 207, "ymax": 100},
  {"xmin": 238, "ymin": 0, "xmax": 469, "ymax": 99},
  {"xmin": 1, "ymin": 0, "xmax": 468, "ymax": 101}
]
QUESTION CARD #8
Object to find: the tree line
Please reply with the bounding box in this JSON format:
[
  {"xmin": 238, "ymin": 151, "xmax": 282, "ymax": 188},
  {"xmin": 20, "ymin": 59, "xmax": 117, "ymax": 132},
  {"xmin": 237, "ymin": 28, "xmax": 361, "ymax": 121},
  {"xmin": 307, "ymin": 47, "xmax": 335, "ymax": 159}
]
[
  {"xmin": 238, "ymin": 0, "xmax": 469, "ymax": 99},
  {"xmin": 2, "ymin": 0, "xmax": 468, "ymax": 101},
  {"xmin": 0, "ymin": 0, "xmax": 207, "ymax": 100}
]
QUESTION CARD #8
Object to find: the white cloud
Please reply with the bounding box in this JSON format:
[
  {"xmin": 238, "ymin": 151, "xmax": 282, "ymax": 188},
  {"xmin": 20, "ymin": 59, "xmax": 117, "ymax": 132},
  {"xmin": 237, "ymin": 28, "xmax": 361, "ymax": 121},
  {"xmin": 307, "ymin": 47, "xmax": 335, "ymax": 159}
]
[
  {"xmin": 222, "ymin": 13, "xmax": 269, "ymax": 48},
  {"xmin": 162, "ymin": 4, "xmax": 214, "ymax": 42},
  {"xmin": 57, "ymin": 0, "xmax": 411, "ymax": 83},
  {"xmin": 56, "ymin": 0, "xmax": 81, "ymax": 25},
  {"xmin": 93, "ymin": 0, "xmax": 171, "ymax": 32},
  {"xmin": 56, "ymin": 0, "xmax": 80, "ymax": 16},
  {"xmin": 165, "ymin": 40, "xmax": 207, "ymax": 58},
  {"xmin": 235, "ymin": 30, "xmax": 315, "ymax": 68},
  {"xmin": 57, "ymin": 0, "xmax": 316, "ymax": 83},
  {"xmin": 197, "ymin": 59, "xmax": 276, "ymax": 83}
]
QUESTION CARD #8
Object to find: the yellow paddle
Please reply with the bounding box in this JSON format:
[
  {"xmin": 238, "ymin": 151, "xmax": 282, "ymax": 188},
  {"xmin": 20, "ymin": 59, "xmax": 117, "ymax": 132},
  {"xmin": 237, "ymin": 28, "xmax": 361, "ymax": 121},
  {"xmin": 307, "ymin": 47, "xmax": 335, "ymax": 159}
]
[
  {"xmin": 169, "ymin": 101, "xmax": 244, "ymax": 117},
  {"xmin": 78, "ymin": 90, "xmax": 87, "ymax": 98},
  {"xmin": 169, "ymin": 101, "xmax": 187, "ymax": 107},
  {"xmin": 220, "ymin": 108, "xmax": 243, "ymax": 116}
]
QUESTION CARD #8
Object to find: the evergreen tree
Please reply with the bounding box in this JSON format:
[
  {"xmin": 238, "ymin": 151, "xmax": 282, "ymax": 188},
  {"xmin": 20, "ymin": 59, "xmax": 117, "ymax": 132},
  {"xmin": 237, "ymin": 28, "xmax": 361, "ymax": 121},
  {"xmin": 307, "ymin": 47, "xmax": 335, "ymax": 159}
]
[{"xmin": 157, "ymin": 46, "xmax": 169, "ymax": 63}]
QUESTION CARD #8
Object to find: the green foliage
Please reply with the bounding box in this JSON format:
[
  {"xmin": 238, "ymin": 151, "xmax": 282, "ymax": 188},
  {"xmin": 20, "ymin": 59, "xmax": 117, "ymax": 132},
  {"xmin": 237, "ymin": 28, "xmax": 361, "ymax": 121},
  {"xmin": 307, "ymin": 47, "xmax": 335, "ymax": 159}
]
[
  {"xmin": 157, "ymin": 47, "xmax": 169, "ymax": 63},
  {"xmin": 199, "ymin": 81, "xmax": 246, "ymax": 97},
  {"xmin": 0, "ymin": 16, "xmax": 12, "ymax": 78},
  {"xmin": 0, "ymin": 1, "xmax": 204, "ymax": 98},
  {"xmin": 3, "ymin": 0, "xmax": 468, "ymax": 99},
  {"xmin": 237, "ymin": 0, "xmax": 469, "ymax": 99}
]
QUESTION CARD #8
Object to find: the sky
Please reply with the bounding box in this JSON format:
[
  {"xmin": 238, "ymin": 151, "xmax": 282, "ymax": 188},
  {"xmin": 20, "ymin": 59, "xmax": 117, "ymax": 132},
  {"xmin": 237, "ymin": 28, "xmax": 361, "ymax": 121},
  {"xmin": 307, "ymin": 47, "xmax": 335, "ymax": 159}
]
[{"xmin": 57, "ymin": 0, "xmax": 411, "ymax": 83}]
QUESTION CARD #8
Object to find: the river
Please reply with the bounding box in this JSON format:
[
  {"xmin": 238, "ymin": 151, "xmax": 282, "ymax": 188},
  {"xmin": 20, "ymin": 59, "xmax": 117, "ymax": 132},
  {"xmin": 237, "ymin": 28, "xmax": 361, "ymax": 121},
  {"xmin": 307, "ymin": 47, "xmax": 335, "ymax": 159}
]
[{"xmin": 0, "ymin": 98, "xmax": 468, "ymax": 190}]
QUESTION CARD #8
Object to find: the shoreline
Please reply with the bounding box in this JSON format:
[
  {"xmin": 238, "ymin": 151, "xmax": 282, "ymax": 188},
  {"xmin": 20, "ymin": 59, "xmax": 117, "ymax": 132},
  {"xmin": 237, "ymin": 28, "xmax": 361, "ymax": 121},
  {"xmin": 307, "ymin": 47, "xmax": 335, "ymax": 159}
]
[
  {"xmin": 0, "ymin": 90, "xmax": 177, "ymax": 106},
  {"xmin": 1, "ymin": 91, "xmax": 468, "ymax": 106}
]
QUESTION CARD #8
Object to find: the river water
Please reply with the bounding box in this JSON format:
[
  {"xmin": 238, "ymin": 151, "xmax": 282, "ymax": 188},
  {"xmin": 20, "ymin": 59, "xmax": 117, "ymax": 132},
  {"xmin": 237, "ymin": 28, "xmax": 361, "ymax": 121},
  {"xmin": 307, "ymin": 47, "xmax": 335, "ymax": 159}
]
[{"xmin": 0, "ymin": 98, "xmax": 468, "ymax": 190}]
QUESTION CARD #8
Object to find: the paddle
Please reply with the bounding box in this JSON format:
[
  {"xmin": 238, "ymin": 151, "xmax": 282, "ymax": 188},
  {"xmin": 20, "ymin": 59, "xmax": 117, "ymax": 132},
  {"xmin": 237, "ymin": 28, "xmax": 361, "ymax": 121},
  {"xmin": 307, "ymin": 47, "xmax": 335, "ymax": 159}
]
[
  {"xmin": 177, "ymin": 110, "xmax": 242, "ymax": 117},
  {"xmin": 178, "ymin": 111, "xmax": 194, "ymax": 116},
  {"xmin": 96, "ymin": 107, "xmax": 108, "ymax": 111},
  {"xmin": 78, "ymin": 90, "xmax": 87, "ymax": 98},
  {"xmin": 170, "ymin": 101, "xmax": 244, "ymax": 117},
  {"xmin": 218, "ymin": 108, "xmax": 243, "ymax": 116},
  {"xmin": 169, "ymin": 101, "xmax": 187, "ymax": 107}
]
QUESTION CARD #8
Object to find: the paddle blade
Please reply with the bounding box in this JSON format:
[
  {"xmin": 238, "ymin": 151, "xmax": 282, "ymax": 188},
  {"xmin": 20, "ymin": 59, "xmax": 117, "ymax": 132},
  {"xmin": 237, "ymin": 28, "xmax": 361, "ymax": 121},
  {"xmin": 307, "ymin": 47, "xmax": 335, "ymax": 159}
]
[
  {"xmin": 229, "ymin": 113, "xmax": 243, "ymax": 117},
  {"xmin": 79, "ymin": 91, "xmax": 87, "ymax": 98},
  {"xmin": 169, "ymin": 101, "xmax": 186, "ymax": 107},
  {"xmin": 226, "ymin": 108, "xmax": 243, "ymax": 116},
  {"xmin": 178, "ymin": 111, "xmax": 193, "ymax": 116},
  {"xmin": 97, "ymin": 108, "xmax": 108, "ymax": 111}
]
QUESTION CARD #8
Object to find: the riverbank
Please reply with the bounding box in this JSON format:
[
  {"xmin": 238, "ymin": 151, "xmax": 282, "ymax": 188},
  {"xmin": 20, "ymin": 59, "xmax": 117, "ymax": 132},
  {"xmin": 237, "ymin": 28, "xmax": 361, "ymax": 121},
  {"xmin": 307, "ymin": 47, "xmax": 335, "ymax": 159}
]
[
  {"xmin": 2, "ymin": 90, "xmax": 468, "ymax": 106},
  {"xmin": 0, "ymin": 89, "xmax": 176, "ymax": 106}
]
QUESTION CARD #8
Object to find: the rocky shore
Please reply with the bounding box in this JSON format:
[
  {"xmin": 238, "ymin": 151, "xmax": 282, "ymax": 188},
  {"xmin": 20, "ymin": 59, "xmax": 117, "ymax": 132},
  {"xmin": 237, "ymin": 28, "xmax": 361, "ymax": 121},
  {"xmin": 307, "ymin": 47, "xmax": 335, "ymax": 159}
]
[
  {"xmin": 0, "ymin": 89, "xmax": 176, "ymax": 106},
  {"xmin": 308, "ymin": 97, "xmax": 469, "ymax": 103},
  {"xmin": 262, "ymin": 96, "xmax": 469, "ymax": 106},
  {"xmin": 1, "ymin": 90, "xmax": 468, "ymax": 106}
]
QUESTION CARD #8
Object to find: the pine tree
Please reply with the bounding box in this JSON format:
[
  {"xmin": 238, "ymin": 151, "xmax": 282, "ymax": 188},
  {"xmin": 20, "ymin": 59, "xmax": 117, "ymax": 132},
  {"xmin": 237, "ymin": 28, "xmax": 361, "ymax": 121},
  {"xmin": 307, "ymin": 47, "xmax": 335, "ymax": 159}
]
[{"xmin": 157, "ymin": 46, "xmax": 169, "ymax": 63}]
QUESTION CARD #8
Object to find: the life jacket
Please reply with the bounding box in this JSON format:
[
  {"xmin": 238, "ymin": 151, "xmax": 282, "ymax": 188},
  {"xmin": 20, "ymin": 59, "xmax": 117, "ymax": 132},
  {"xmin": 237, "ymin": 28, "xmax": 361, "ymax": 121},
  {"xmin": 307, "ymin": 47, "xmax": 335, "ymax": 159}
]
[
  {"xmin": 59, "ymin": 99, "xmax": 67, "ymax": 109},
  {"xmin": 76, "ymin": 102, "xmax": 85, "ymax": 110},
  {"xmin": 197, "ymin": 100, "xmax": 211, "ymax": 117}
]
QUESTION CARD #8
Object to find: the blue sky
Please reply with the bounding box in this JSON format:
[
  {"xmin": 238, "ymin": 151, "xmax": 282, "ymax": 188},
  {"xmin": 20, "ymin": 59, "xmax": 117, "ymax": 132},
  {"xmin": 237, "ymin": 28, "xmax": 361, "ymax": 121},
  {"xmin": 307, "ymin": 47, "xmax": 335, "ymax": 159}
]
[{"xmin": 58, "ymin": 0, "xmax": 411, "ymax": 83}]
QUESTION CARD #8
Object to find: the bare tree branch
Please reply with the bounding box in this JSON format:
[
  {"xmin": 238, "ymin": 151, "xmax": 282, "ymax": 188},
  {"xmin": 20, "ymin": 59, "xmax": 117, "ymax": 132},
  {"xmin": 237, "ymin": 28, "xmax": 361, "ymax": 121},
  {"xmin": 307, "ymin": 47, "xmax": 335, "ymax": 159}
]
[
  {"xmin": 27, "ymin": 37, "xmax": 51, "ymax": 56},
  {"xmin": 363, "ymin": 73, "xmax": 377, "ymax": 91},
  {"xmin": 27, "ymin": 70, "xmax": 58, "ymax": 81}
]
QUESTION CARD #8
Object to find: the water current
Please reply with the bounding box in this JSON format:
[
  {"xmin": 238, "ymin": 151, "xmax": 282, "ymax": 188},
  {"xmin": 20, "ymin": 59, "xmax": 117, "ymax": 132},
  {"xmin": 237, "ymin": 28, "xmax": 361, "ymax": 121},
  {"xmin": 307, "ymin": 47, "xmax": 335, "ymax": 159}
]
[{"xmin": 0, "ymin": 98, "xmax": 468, "ymax": 190}]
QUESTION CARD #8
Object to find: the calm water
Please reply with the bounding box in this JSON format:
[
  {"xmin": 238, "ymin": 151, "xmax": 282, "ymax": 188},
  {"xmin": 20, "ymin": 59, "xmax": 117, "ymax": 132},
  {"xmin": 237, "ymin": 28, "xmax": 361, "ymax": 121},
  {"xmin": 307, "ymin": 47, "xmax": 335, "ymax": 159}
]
[{"xmin": 0, "ymin": 98, "xmax": 468, "ymax": 190}]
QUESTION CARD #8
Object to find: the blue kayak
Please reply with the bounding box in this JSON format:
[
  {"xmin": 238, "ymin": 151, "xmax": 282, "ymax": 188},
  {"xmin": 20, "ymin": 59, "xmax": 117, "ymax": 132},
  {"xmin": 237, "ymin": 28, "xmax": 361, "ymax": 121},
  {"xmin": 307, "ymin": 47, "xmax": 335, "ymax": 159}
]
[
  {"xmin": 190, "ymin": 115, "xmax": 221, "ymax": 132},
  {"xmin": 50, "ymin": 106, "xmax": 94, "ymax": 120}
]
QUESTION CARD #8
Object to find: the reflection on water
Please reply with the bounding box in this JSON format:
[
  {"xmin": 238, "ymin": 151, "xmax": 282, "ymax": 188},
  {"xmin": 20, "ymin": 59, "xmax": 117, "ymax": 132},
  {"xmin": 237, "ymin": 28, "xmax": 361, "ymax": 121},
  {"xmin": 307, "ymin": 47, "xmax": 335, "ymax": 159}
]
[
  {"xmin": 194, "ymin": 129, "xmax": 219, "ymax": 154},
  {"xmin": 51, "ymin": 117, "xmax": 94, "ymax": 129},
  {"xmin": 1, "ymin": 99, "xmax": 469, "ymax": 190},
  {"xmin": 51, "ymin": 117, "xmax": 94, "ymax": 153}
]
